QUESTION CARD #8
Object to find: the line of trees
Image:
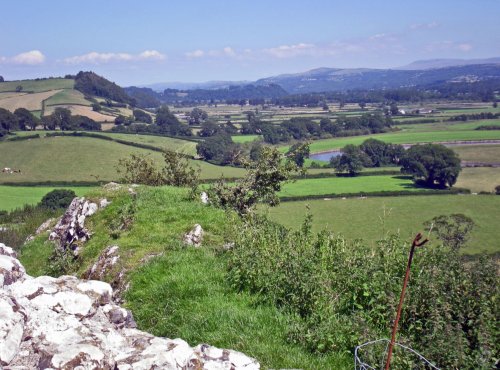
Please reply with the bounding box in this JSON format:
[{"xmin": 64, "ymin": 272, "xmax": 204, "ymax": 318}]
[{"xmin": 330, "ymin": 139, "xmax": 462, "ymax": 188}]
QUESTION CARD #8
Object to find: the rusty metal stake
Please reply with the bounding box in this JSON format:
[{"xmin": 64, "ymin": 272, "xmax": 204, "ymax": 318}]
[{"xmin": 384, "ymin": 233, "xmax": 429, "ymax": 370}]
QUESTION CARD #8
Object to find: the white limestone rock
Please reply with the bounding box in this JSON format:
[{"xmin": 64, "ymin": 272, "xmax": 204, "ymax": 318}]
[{"xmin": 183, "ymin": 224, "xmax": 204, "ymax": 247}]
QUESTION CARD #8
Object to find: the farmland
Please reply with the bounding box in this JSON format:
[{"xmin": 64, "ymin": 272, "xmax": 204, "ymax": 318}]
[
  {"xmin": 265, "ymin": 194, "xmax": 500, "ymax": 254},
  {"xmin": 0, "ymin": 135, "xmax": 245, "ymax": 184},
  {"xmin": 0, "ymin": 90, "xmax": 62, "ymax": 111},
  {"xmin": 0, "ymin": 185, "xmax": 94, "ymax": 211},
  {"xmin": 0, "ymin": 78, "xmax": 74, "ymax": 93},
  {"xmin": 279, "ymin": 175, "xmax": 423, "ymax": 198}
]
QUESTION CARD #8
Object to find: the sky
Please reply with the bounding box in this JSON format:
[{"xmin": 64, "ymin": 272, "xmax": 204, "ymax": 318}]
[{"xmin": 0, "ymin": 0, "xmax": 499, "ymax": 86}]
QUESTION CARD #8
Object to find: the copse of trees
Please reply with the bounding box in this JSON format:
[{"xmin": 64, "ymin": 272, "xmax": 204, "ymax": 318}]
[
  {"xmin": 40, "ymin": 108, "xmax": 101, "ymax": 131},
  {"xmin": 188, "ymin": 107, "xmax": 208, "ymax": 125},
  {"xmin": 74, "ymin": 71, "xmax": 133, "ymax": 105},
  {"xmin": 154, "ymin": 105, "xmax": 192, "ymax": 136},
  {"xmin": 0, "ymin": 108, "xmax": 18, "ymax": 136},
  {"xmin": 400, "ymin": 144, "xmax": 461, "ymax": 188},
  {"xmin": 14, "ymin": 108, "xmax": 39, "ymax": 130},
  {"xmin": 132, "ymin": 109, "xmax": 152, "ymax": 124}
]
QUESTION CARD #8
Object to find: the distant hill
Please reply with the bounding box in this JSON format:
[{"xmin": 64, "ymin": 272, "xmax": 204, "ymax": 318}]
[
  {"xmin": 397, "ymin": 57, "xmax": 500, "ymax": 70},
  {"xmin": 143, "ymin": 80, "xmax": 251, "ymax": 91},
  {"xmin": 254, "ymin": 64, "xmax": 500, "ymax": 93}
]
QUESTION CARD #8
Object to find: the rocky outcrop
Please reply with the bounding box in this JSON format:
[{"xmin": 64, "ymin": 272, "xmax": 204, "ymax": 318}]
[
  {"xmin": 84, "ymin": 245, "xmax": 128, "ymax": 303},
  {"xmin": 183, "ymin": 224, "xmax": 204, "ymax": 247},
  {"xmin": 48, "ymin": 197, "xmax": 99, "ymax": 255},
  {"xmin": 0, "ymin": 246, "xmax": 259, "ymax": 369}
]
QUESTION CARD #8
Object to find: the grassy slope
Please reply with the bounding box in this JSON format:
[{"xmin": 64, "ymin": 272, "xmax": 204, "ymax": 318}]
[
  {"xmin": 19, "ymin": 186, "xmax": 350, "ymax": 369},
  {"xmin": 231, "ymin": 135, "xmax": 261, "ymax": 143},
  {"xmin": 266, "ymin": 194, "xmax": 500, "ymax": 254},
  {"xmin": 0, "ymin": 136, "xmax": 245, "ymax": 183},
  {"xmin": 44, "ymin": 89, "xmax": 91, "ymax": 106},
  {"xmin": 279, "ymin": 175, "xmax": 423, "ymax": 198},
  {"xmin": 0, "ymin": 78, "xmax": 74, "ymax": 93},
  {"xmin": 0, "ymin": 185, "xmax": 94, "ymax": 211}
]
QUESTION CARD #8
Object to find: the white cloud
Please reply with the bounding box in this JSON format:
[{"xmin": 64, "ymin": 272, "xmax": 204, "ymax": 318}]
[
  {"xmin": 457, "ymin": 43, "xmax": 473, "ymax": 52},
  {"xmin": 185, "ymin": 49, "xmax": 205, "ymax": 58},
  {"xmin": 63, "ymin": 50, "xmax": 166, "ymax": 64},
  {"xmin": 410, "ymin": 21, "xmax": 440, "ymax": 30},
  {"xmin": 7, "ymin": 50, "xmax": 46, "ymax": 65},
  {"xmin": 425, "ymin": 41, "xmax": 473, "ymax": 53},
  {"xmin": 263, "ymin": 43, "xmax": 316, "ymax": 58},
  {"xmin": 138, "ymin": 50, "xmax": 166, "ymax": 60},
  {"xmin": 223, "ymin": 47, "xmax": 236, "ymax": 57}
]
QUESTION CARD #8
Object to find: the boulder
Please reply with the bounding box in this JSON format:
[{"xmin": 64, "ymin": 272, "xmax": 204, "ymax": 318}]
[
  {"xmin": 201, "ymin": 192, "xmax": 209, "ymax": 204},
  {"xmin": 183, "ymin": 224, "xmax": 204, "ymax": 247},
  {"xmin": 0, "ymin": 245, "xmax": 259, "ymax": 369},
  {"xmin": 49, "ymin": 197, "xmax": 99, "ymax": 255}
]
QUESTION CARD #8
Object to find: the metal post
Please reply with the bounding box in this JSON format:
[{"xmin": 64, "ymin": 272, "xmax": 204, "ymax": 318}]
[{"xmin": 384, "ymin": 233, "xmax": 428, "ymax": 370}]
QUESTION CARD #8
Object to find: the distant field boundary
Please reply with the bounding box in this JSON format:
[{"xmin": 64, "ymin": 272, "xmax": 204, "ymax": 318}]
[
  {"xmin": 279, "ymin": 187, "xmax": 471, "ymax": 202},
  {"xmin": 0, "ymin": 181, "xmax": 101, "ymax": 187}
]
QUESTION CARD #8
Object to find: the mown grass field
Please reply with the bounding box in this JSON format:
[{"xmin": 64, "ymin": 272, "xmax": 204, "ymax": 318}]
[
  {"xmin": 0, "ymin": 78, "xmax": 74, "ymax": 93},
  {"xmin": 265, "ymin": 194, "xmax": 500, "ymax": 254},
  {"xmin": 279, "ymin": 175, "xmax": 422, "ymax": 198},
  {"xmin": 0, "ymin": 185, "xmax": 94, "ymax": 211},
  {"xmin": 456, "ymin": 167, "xmax": 500, "ymax": 193},
  {"xmin": 453, "ymin": 144, "xmax": 500, "ymax": 163},
  {"xmin": 19, "ymin": 186, "xmax": 350, "ymax": 369},
  {"xmin": 0, "ymin": 136, "xmax": 245, "ymax": 183}
]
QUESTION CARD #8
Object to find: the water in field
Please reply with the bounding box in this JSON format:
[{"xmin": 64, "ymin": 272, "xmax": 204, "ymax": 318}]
[{"xmin": 310, "ymin": 150, "xmax": 341, "ymax": 161}]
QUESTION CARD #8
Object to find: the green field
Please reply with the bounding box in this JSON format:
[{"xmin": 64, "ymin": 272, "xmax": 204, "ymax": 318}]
[
  {"xmin": 44, "ymin": 89, "xmax": 91, "ymax": 106},
  {"xmin": 395, "ymin": 119, "xmax": 500, "ymax": 132},
  {"xmin": 304, "ymin": 130, "xmax": 500, "ymax": 153},
  {"xmin": 0, "ymin": 185, "xmax": 94, "ymax": 211},
  {"xmin": 231, "ymin": 135, "xmax": 261, "ymax": 143},
  {"xmin": 266, "ymin": 194, "xmax": 500, "ymax": 254},
  {"xmin": 0, "ymin": 78, "xmax": 74, "ymax": 93},
  {"xmin": 0, "ymin": 136, "xmax": 245, "ymax": 183},
  {"xmin": 279, "ymin": 175, "xmax": 422, "ymax": 198}
]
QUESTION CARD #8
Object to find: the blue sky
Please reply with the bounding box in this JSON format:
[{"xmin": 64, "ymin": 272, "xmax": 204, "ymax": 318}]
[{"xmin": 0, "ymin": 0, "xmax": 499, "ymax": 85}]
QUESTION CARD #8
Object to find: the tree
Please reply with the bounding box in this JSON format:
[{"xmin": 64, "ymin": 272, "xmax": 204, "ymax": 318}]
[
  {"xmin": 155, "ymin": 105, "xmax": 191, "ymax": 136},
  {"xmin": 0, "ymin": 108, "xmax": 18, "ymax": 133},
  {"xmin": 132, "ymin": 109, "xmax": 152, "ymax": 124},
  {"xmin": 286, "ymin": 142, "xmax": 310, "ymax": 167},
  {"xmin": 196, "ymin": 133, "xmax": 234, "ymax": 162},
  {"xmin": 400, "ymin": 144, "xmax": 461, "ymax": 188},
  {"xmin": 358, "ymin": 102, "xmax": 366, "ymax": 110},
  {"xmin": 198, "ymin": 120, "xmax": 221, "ymax": 137},
  {"xmin": 390, "ymin": 102, "xmax": 399, "ymax": 115},
  {"xmin": 493, "ymin": 101, "xmax": 498, "ymax": 108},
  {"xmin": 40, "ymin": 189, "xmax": 76, "ymax": 210},
  {"xmin": 208, "ymin": 146, "xmax": 299, "ymax": 214},
  {"xmin": 53, "ymin": 107, "xmax": 72, "ymax": 130},
  {"xmin": 91, "ymin": 103, "xmax": 101, "ymax": 112},
  {"xmin": 188, "ymin": 107, "xmax": 208, "ymax": 125},
  {"xmin": 0, "ymin": 76, "xmax": 4, "ymax": 82},
  {"xmin": 333, "ymin": 144, "xmax": 370, "ymax": 176},
  {"xmin": 424, "ymin": 214, "xmax": 475, "ymax": 251},
  {"xmin": 14, "ymin": 108, "xmax": 39, "ymax": 131}
]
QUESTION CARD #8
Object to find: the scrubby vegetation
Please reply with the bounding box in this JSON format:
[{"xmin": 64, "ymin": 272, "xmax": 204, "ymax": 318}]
[{"xmin": 227, "ymin": 213, "xmax": 499, "ymax": 368}]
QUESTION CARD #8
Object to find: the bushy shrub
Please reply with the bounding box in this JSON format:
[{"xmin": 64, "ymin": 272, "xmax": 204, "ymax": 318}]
[
  {"xmin": 39, "ymin": 189, "xmax": 76, "ymax": 210},
  {"xmin": 227, "ymin": 215, "xmax": 499, "ymax": 368}
]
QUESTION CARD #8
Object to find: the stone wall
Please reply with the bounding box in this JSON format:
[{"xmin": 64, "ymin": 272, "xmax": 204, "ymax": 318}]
[{"xmin": 0, "ymin": 243, "xmax": 259, "ymax": 369}]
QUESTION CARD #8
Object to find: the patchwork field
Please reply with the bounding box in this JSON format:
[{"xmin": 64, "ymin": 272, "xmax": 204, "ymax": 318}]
[
  {"xmin": 266, "ymin": 195, "xmax": 500, "ymax": 254},
  {"xmin": 44, "ymin": 105, "xmax": 116, "ymax": 122},
  {"xmin": 0, "ymin": 185, "xmax": 94, "ymax": 211},
  {"xmin": 304, "ymin": 130, "xmax": 500, "ymax": 153},
  {"xmin": 453, "ymin": 144, "xmax": 500, "ymax": 163},
  {"xmin": 0, "ymin": 89, "xmax": 62, "ymax": 111}
]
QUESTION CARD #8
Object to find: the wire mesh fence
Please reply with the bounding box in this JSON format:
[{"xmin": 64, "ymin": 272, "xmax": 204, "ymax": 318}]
[{"xmin": 355, "ymin": 339, "xmax": 440, "ymax": 370}]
